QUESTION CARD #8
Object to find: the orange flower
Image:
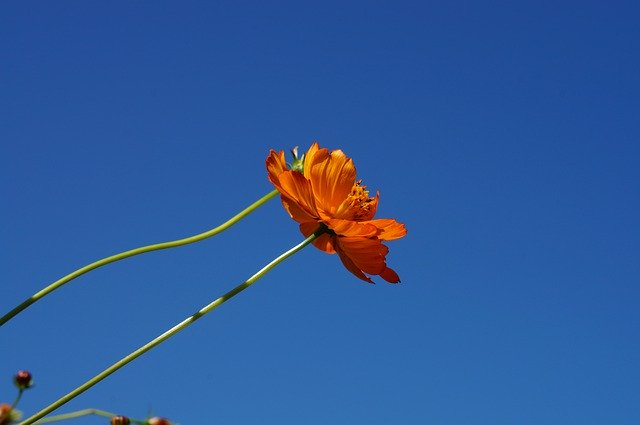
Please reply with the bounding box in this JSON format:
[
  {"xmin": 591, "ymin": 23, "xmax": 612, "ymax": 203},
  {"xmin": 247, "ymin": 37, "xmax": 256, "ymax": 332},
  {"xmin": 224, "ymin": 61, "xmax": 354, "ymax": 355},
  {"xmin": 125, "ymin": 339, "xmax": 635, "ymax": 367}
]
[
  {"xmin": 267, "ymin": 143, "xmax": 406, "ymax": 283},
  {"xmin": 0, "ymin": 403, "xmax": 20, "ymax": 425}
]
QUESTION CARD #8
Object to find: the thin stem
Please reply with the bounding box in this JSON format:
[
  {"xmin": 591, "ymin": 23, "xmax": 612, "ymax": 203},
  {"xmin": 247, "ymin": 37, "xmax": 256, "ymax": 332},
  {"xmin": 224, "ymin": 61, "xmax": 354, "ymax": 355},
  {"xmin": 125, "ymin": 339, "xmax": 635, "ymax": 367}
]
[
  {"xmin": 1, "ymin": 189, "xmax": 279, "ymax": 327},
  {"xmin": 12, "ymin": 389, "xmax": 24, "ymax": 410},
  {"xmin": 33, "ymin": 408, "xmax": 147, "ymax": 424},
  {"xmin": 20, "ymin": 230, "xmax": 320, "ymax": 425}
]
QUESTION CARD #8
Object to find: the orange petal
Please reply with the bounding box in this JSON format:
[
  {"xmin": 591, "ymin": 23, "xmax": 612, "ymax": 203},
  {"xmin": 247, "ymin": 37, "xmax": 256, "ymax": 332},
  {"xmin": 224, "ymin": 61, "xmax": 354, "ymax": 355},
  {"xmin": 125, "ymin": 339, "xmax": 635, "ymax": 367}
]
[
  {"xmin": 336, "ymin": 246, "xmax": 374, "ymax": 283},
  {"xmin": 336, "ymin": 236, "xmax": 388, "ymax": 275},
  {"xmin": 379, "ymin": 266, "xmax": 400, "ymax": 283},
  {"xmin": 308, "ymin": 149, "xmax": 357, "ymax": 213},
  {"xmin": 281, "ymin": 195, "xmax": 317, "ymax": 223},
  {"xmin": 266, "ymin": 150, "xmax": 287, "ymax": 186},
  {"xmin": 300, "ymin": 222, "xmax": 336, "ymax": 253},
  {"xmin": 302, "ymin": 142, "xmax": 328, "ymax": 179},
  {"xmin": 277, "ymin": 171, "xmax": 318, "ymax": 219},
  {"xmin": 367, "ymin": 218, "xmax": 407, "ymax": 240},
  {"xmin": 326, "ymin": 218, "xmax": 378, "ymax": 238}
]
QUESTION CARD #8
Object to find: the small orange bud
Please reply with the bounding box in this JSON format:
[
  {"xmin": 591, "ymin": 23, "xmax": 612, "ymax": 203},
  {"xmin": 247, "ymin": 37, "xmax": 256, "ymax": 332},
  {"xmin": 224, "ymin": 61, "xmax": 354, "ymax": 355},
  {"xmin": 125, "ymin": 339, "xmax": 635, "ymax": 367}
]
[
  {"xmin": 0, "ymin": 404, "xmax": 11, "ymax": 425},
  {"xmin": 0, "ymin": 403, "xmax": 21, "ymax": 425},
  {"xmin": 110, "ymin": 415, "xmax": 131, "ymax": 425},
  {"xmin": 147, "ymin": 417, "xmax": 171, "ymax": 425},
  {"xmin": 13, "ymin": 370, "xmax": 33, "ymax": 390}
]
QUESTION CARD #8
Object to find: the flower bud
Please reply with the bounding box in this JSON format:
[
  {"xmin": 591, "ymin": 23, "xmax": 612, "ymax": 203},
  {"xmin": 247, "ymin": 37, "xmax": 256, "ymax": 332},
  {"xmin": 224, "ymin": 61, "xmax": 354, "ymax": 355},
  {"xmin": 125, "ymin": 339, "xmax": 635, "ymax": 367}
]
[
  {"xmin": 147, "ymin": 417, "xmax": 171, "ymax": 425},
  {"xmin": 110, "ymin": 415, "xmax": 130, "ymax": 425},
  {"xmin": 289, "ymin": 146, "xmax": 305, "ymax": 172},
  {"xmin": 0, "ymin": 403, "xmax": 22, "ymax": 425},
  {"xmin": 13, "ymin": 370, "xmax": 33, "ymax": 390}
]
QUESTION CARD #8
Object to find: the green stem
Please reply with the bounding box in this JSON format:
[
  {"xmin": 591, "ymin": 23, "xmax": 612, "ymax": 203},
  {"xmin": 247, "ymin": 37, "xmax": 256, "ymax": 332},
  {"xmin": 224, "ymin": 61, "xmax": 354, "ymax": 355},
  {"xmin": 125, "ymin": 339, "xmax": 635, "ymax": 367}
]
[
  {"xmin": 20, "ymin": 230, "xmax": 320, "ymax": 425},
  {"xmin": 33, "ymin": 408, "xmax": 145, "ymax": 424},
  {"xmin": 12, "ymin": 389, "xmax": 24, "ymax": 410},
  {"xmin": 1, "ymin": 189, "xmax": 279, "ymax": 327}
]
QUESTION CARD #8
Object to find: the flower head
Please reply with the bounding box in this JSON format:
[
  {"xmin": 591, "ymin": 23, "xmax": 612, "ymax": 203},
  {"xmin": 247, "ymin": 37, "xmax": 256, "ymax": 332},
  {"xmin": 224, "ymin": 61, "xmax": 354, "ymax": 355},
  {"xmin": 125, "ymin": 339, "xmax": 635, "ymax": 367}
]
[
  {"xmin": 13, "ymin": 370, "xmax": 33, "ymax": 390},
  {"xmin": 267, "ymin": 142, "xmax": 406, "ymax": 283},
  {"xmin": 110, "ymin": 416, "xmax": 131, "ymax": 425},
  {"xmin": 0, "ymin": 404, "xmax": 21, "ymax": 425}
]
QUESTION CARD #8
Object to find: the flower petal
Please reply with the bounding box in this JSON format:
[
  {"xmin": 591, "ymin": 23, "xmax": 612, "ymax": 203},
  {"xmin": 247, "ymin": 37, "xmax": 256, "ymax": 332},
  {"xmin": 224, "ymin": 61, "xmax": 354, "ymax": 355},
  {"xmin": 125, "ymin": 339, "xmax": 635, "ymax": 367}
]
[
  {"xmin": 276, "ymin": 170, "xmax": 318, "ymax": 219},
  {"xmin": 266, "ymin": 150, "xmax": 287, "ymax": 186},
  {"xmin": 367, "ymin": 218, "xmax": 407, "ymax": 240},
  {"xmin": 281, "ymin": 195, "xmax": 317, "ymax": 223},
  {"xmin": 379, "ymin": 266, "xmax": 400, "ymax": 283},
  {"xmin": 308, "ymin": 149, "xmax": 357, "ymax": 214},
  {"xmin": 326, "ymin": 218, "xmax": 378, "ymax": 238},
  {"xmin": 336, "ymin": 236, "xmax": 389, "ymax": 276},
  {"xmin": 300, "ymin": 222, "xmax": 336, "ymax": 253},
  {"xmin": 336, "ymin": 247, "xmax": 374, "ymax": 283},
  {"xmin": 302, "ymin": 142, "xmax": 328, "ymax": 179}
]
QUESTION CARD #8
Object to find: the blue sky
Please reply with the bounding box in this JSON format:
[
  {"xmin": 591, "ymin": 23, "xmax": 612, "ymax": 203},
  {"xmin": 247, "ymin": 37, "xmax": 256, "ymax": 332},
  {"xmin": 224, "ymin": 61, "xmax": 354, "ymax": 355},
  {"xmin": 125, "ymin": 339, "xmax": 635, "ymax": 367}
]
[{"xmin": 2, "ymin": 1, "xmax": 639, "ymax": 424}]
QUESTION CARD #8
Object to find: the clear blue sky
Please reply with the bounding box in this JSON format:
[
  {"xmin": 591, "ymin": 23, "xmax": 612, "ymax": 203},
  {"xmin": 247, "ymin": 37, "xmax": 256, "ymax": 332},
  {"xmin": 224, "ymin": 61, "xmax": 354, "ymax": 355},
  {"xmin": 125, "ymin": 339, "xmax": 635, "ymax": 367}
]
[{"xmin": 2, "ymin": 1, "xmax": 639, "ymax": 424}]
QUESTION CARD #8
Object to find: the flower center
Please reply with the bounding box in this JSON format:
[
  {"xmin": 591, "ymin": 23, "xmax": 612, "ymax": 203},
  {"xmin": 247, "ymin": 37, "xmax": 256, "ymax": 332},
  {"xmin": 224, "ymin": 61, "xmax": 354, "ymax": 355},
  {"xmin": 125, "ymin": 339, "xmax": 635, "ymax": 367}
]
[{"xmin": 344, "ymin": 180, "xmax": 375, "ymax": 220}]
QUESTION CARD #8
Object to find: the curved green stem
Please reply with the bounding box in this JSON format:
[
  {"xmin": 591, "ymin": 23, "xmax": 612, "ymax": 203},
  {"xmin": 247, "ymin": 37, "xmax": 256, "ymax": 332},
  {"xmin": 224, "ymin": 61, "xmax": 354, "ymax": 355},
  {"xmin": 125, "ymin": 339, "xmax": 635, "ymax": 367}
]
[
  {"xmin": 33, "ymin": 408, "xmax": 145, "ymax": 424},
  {"xmin": 20, "ymin": 230, "xmax": 320, "ymax": 425},
  {"xmin": 1, "ymin": 189, "xmax": 279, "ymax": 327}
]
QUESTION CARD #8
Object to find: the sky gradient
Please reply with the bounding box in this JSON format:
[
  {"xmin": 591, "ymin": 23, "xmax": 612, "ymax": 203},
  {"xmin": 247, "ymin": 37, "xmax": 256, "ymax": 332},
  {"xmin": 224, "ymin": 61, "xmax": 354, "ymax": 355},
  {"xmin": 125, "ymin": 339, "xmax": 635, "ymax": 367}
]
[{"xmin": 2, "ymin": 2, "xmax": 639, "ymax": 424}]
